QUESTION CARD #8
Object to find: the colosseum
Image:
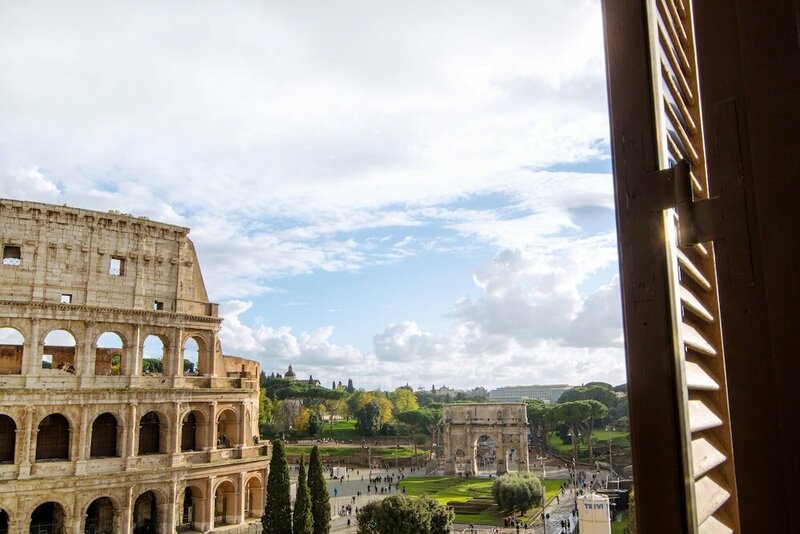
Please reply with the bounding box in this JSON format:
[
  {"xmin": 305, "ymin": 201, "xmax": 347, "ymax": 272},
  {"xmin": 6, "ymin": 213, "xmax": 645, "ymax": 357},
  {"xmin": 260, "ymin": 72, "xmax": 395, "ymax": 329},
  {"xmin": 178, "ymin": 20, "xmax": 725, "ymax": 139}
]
[{"xmin": 0, "ymin": 199, "xmax": 269, "ymax": 533}]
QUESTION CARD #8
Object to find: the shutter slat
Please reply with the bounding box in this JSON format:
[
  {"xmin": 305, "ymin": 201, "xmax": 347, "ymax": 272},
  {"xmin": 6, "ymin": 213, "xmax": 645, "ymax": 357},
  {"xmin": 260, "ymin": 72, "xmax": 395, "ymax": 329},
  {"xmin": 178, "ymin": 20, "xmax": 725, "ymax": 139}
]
[
  {"xmin": 648, "ymin": 0, "xmax": 740, "ymax": 529},
  {"xmin": 685, "ymin": 361, "xmax": 720, "ymax": 391},
  {"xmin": 682, "ymin": 322, "xmax": 717, "ymax": 356},
  {"xmin": 695, "ymin": 476, "xmax": 731, "ymax": 525},
  {"xmin": 699, "ymin": 515, "xmax": 734, "ymax": 534},
  {"xmin": 662, "ymin": 63, "xmax": 694, "ymax": 120},
  {"xmin": 678, "ymin": 250, "xmax": 712, "ymax": 290},
  {"xmin": 661, "ymin": 0, "xmax": 688, "ymax": 44},
  {"xmin": 692, "ymin": 437, "xmax": 727, "ymax": 478},
  {"xmin": 665, "ymin": 100, "xmax": 699, "ymax": 164},
  {"xmin": 681, "ymin": 286, "xmax": 714, "ymax": 322},
  {"xmin": 689, "ymin": 400, "xmax": 723, "ymax": 432}
]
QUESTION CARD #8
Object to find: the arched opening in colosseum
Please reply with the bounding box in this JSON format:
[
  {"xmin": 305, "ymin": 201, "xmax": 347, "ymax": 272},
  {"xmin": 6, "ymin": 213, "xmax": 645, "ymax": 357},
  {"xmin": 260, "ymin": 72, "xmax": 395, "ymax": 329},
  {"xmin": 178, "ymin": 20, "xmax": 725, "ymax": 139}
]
[
  {"xmin": 36, "ymin": 414, "xmax": 70, "ymax": 461},
  {"xmin": 141, "ymin": 335, "xmax": 165, "ymax": 375},
  {"xmin": 244, "ymin": 477, "xmax": 263, "ymax": 518},
  {"xmin": 90, "ymin": 413, "xmax": 119, "ymax": 458},
  {"xmin": 0, "ymin": 509, "xmax": 7, "ymax": 533},
  {"xmin": 180, "ymin": 410, "xmax": 208, "ymax": 452},
  {"xmin": 95, "ymin": 332, "xmax": 124, "ymax": 376},
  {"xmin": 214, "ymin": 480, "xmax": 236, "ymax": 526},
  {"xmin": 138, "ymin": 412, "xmax": 162, "ymax": 455},
  {"xmin": 182, "ymin": 336, "xmax": 207, "ymax": 376},
  {"xmin": 0, "ymin": 415, "xmax": 16, "ymax": 463},
  {"xmin": 474, "ymin": 435, "xmax": 497, "ymax": 475},
  {"xmin": 0, "ymin": 327, "xmax": 23, "ymax": 375},
  {"xmin": 42, "ymin": 329, "xmax": 76, "ymax": 373},
  {"xmin": 84, "ymin": 497, "xmax": 114, "ymax": 533},
  {"xmin": 30, "ymin": 502, "xmax": 66, "ymax": 533},
  {"xmin": 132, "ymin": 491, "xmax": 157, "ymax": 533},
  {"xmin": 179, "ymin": 485, "xmax": 206, "ymax": 531},
  {"xmin": 216, "ymin": 409, "xmax": 238, "ymax": 448}
]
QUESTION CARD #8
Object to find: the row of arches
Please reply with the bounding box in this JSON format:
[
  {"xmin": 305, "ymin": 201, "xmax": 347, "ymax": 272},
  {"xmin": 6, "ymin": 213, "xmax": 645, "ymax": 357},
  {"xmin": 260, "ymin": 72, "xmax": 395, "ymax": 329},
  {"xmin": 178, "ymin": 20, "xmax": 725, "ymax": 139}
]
[
  {"xmin": 0, "ymin": 476, "xmax": 264, "ymax": 533},
  {"xmin": 0, "ymin": 326, "xmax": 211, "ymax": 377},
  {"xmin": 0, "ymin": 407, "xmax": 243, "ymax": 465}
]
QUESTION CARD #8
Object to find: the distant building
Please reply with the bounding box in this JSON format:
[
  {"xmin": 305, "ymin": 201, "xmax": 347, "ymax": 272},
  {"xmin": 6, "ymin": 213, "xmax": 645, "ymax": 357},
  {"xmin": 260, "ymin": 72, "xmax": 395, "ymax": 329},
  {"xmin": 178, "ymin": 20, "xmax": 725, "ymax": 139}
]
[
  {"xmin": 431, "ymin": 385, "xmax": 460, "ymax": 397},
  {"xmin": 284, "ymin": 364, "xmax": 297, "ymax": 381},
  {"xmin": 489, "ymin": 384, "xmax": 570, "ymax": 403}
]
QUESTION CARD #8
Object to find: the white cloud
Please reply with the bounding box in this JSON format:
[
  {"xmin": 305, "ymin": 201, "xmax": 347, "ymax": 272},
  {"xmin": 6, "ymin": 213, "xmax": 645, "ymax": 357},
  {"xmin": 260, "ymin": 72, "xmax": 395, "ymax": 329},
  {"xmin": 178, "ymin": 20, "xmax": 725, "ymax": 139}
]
[
  {"xmin": 0, "ymin": 1, "xmax": 626, "ymax": 388},
  {"xmin": 218, "ymin": 244, "xmax": 626, "ymax": 389}
]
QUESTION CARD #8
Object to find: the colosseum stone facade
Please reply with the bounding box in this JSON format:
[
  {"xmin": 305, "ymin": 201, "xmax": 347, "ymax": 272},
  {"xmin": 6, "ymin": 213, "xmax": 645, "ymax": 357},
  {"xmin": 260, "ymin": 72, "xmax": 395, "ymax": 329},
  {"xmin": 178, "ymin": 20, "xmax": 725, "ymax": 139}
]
[{"xmin": 0, "ymin": 199, "xmax": 269, "ymax": 533}]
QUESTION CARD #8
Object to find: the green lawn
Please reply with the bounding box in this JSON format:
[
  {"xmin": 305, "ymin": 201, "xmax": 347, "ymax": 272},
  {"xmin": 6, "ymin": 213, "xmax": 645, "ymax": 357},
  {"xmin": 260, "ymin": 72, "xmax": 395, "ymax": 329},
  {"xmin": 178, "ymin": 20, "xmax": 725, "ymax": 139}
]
[
  {"xmin": 546, "ymin": 430, "xmax": 630, "ymax": 458},
  {"xmin": 611, "ymin": 513, "xmax": 629, "ymax": 534},
  {"xmin": 400, "ymin": 476, "xmax": 564, "ymax": 526},
  {"xmin": 317, "ymin": 419, "xmax": 416, "ymax": 441},
  {"xmin": 285, "ymin": 444, "xmax": 427, "ymax": 459}
]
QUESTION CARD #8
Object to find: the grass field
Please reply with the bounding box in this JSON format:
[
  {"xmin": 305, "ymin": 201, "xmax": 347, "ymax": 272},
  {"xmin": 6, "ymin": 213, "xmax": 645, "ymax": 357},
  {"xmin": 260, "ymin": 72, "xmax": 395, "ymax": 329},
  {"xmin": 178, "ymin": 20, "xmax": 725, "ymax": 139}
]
[
  {"xmin": 546, "ymin": 430, "xmax": 630, "ymax": 458},
  {"xmin": 611, "ymin": 513, "xmax": 629, "ymax": 534},
  {"xmin": 285, "ymin": 444, "xmax": 427, "ymax": 459},
  {"xmin": 400, "ymin": 476, "xmax": 564, "ymax": 525}
]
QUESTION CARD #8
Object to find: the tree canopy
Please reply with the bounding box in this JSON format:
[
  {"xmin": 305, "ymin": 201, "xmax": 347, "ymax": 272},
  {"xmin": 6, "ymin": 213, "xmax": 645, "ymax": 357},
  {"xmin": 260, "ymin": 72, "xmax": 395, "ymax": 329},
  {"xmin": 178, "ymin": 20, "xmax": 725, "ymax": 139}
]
[
  {"xmin": 355, "ymin": 401, "xmax": 382, "ymax": 436},
  {"xmin": 293, "ymin": 456, "xmax": 313, "ymax": 534},
  {"xmin": 356, "ymin": 496, "xmax": 453, "ymax": 534},
  {"xmin": 491, "ymin": 472, "xmax": 544, "ymax": 515},
  {"xmin": 262, "ymin": 440, "xmax": 292, "ymax": 534},
  {"xmin": 390, "ymin": 387, "xmax": 419, "ymax": 412},
  {"xmin": 308, "ymin": 446, "xmax": 331, "ymax": 534}
]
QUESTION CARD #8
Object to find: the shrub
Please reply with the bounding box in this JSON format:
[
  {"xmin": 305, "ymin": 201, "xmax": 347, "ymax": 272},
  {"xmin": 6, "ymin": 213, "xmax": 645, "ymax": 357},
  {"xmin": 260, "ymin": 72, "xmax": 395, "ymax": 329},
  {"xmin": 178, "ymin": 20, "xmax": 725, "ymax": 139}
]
[{"xmin": 491, "ymin": 471, "xmax": 543, "ymax": 515}]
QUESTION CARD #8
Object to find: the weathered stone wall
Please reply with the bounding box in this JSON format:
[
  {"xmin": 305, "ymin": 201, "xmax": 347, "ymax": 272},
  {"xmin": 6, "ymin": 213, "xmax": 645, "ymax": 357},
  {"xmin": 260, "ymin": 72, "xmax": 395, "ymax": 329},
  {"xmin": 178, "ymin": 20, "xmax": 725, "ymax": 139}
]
[
  {"xmin": 442, "ymin": 403, "xmax": 530, "ymax": 475},
  {"xmin": 223, "ymin": 354, "xmax": 260, "ymax": 379},
  {"xmin": 0, "ymin": 199, "xmax": 213, "ymax": 316},
  {"xmin": 0, "ymin": 344, "xmax": 22, "ymax": 374},
  {"xmin": 0, "ymin": 199, "xmax": 269, "ymax": 533}
]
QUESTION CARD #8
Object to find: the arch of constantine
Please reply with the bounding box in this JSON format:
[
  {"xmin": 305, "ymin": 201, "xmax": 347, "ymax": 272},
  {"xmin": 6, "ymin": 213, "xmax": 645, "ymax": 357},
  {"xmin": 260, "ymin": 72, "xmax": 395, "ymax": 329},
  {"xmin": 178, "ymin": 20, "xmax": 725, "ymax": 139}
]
[
  {"xmin": 442, "ymin": 403, "xmax": 529, "ymax": 475},
  {"xmin": 0, "ymin": 199, "xmax": 269, "ymax": 533}
]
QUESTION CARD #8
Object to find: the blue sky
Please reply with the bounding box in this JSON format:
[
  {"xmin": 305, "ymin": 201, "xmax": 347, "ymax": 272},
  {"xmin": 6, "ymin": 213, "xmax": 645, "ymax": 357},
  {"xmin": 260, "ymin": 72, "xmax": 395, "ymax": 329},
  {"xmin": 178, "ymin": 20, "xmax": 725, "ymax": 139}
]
[{"xmin": 0, "ymin": 0, "xmax": 626, "ymax": 390}]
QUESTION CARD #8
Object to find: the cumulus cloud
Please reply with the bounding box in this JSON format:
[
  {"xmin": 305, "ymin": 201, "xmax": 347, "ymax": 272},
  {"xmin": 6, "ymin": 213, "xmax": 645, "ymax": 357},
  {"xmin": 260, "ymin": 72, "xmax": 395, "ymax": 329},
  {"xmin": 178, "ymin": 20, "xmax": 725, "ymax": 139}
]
[
  {"xmin": 0, "ymin": 1, "xmax": 611, "ymax": 291},
  {"xmin": 219, "ymin": 300, "xmax": 367, "ymax": 381},
  {"xmin": 1, "ymin": 1, "xmax": 626, "ymax": 387},
  {"xmin": 219, "ymin": 244, "xmax": 626, "ymax": 389}
]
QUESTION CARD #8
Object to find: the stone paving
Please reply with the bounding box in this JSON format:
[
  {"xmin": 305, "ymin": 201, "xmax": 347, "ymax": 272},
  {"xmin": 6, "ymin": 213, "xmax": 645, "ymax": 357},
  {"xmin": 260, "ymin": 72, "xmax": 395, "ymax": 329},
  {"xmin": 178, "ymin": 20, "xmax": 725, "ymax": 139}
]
[{"xmin": 287, "ymin": 463, "xmax": 606, "ymax": 533}]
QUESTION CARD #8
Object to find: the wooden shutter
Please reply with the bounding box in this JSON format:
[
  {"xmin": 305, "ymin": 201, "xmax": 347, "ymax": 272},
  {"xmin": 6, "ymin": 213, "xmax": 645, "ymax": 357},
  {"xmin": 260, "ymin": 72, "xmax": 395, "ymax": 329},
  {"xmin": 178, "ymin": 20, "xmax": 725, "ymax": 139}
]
[{"xmin": 647, "ymin": 1, "xmax": 739, "ymax": 531}]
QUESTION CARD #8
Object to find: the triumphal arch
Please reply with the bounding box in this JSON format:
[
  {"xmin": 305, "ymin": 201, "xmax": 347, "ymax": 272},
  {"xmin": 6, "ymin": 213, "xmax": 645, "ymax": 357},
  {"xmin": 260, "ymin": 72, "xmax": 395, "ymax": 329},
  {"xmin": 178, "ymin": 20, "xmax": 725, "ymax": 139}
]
[{"xmin": 443, "ymin": 403, "xmax": 529, "ymax": 475}]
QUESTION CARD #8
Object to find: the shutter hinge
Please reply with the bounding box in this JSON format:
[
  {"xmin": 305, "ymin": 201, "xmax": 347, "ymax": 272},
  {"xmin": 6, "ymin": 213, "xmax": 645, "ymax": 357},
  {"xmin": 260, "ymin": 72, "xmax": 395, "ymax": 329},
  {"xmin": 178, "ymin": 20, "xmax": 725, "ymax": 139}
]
[{"xmin": 648, "ymin": 160, "xmax": 738, "ymax": 247}]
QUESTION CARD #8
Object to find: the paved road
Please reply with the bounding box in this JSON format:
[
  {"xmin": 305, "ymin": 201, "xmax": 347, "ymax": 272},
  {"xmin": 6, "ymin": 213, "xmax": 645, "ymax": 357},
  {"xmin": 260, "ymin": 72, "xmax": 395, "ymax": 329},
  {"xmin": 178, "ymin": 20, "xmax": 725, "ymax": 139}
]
[{"xmin": 288, "ymin": 463, "xmax": 596, "ymax": 534}]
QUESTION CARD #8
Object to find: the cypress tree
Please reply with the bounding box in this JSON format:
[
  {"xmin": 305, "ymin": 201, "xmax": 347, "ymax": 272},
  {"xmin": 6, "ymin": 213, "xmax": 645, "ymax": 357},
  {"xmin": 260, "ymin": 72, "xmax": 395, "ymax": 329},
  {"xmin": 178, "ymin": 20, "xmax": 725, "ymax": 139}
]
[
  {"xmin": 293, "ymin": 455, "xmax": 314, "ymax": 534},
  {"xmin": 262, "ymin": 439, "xmax": 292, "ymax": 534},
  {"xmin": 308, "ymin": 445, "xmax": 331, "ymax": 534}
]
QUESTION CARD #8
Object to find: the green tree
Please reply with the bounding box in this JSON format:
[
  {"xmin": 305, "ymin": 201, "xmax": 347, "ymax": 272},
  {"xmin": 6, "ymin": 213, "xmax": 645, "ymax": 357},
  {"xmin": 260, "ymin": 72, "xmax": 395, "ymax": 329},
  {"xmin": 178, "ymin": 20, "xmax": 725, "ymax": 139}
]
[
  {"xmin": 308, "ymin": 413, "xmax": 322, "ymax": 437},
  {"xmin": 308, "ymin": 446, "xmax": 330, "ymax": 534},
  {"xmin": 559, "ymin": 385, "xmax": 619, "ymax": 413},
  {"xmin": 259, "ymin": 389, "xmax": 274, "ymax": 427},
  {"xmin": 356, "ymin": 495, "xmax": 453, "ymax": 534},
  {"xmin": 555, "ymin": 401, "xmax": 593, "ymax": 463},
  {"xmin": 579, "ymin": 399, "xmax": 609, "ymax": 464},
  {"xmin": 491, "ymin": 471, "xmax": 544, "ymax": 515},
  {"xmin": 263, "ymin": 440, "xmax": 292, "ymax": 534},
  {"xmin": 390, "ymin": 387, "xmax": 419, "ymax": 412},
  {"xmin": 346, "ymin": 378, "xmax": 355, "ymax": 393},
  {"xmin": 355, "ymin": 401, "xmax": 382, "ymax": 436},
  {"xmin": 397, "ymin": 408, "xmax": 441, "ymax": 455},
  {"xmin": 293, "ymin": 456, "xmax": 314, "ymax": 534},
  {"xmin": 525, "ymin": 400, "xmax": 554, "ymax": 452}
]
